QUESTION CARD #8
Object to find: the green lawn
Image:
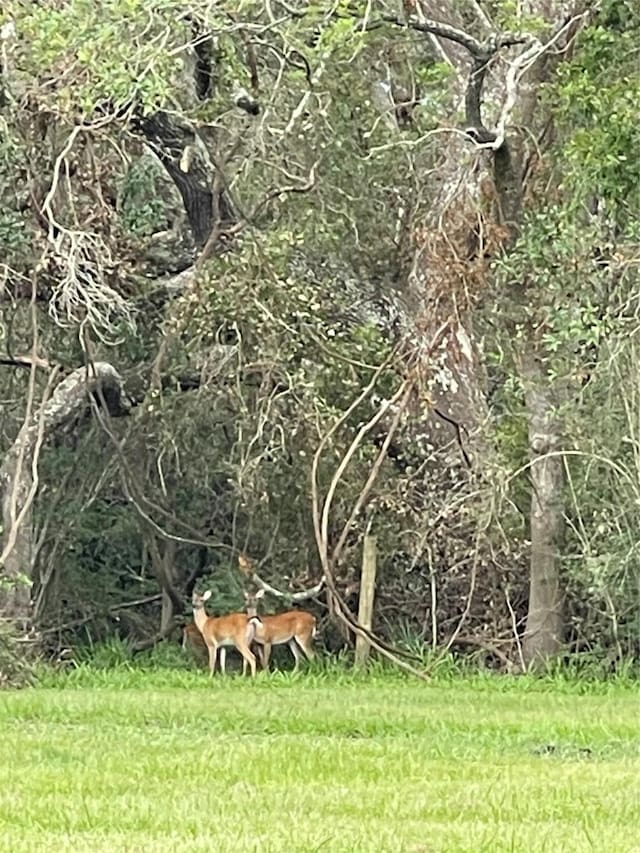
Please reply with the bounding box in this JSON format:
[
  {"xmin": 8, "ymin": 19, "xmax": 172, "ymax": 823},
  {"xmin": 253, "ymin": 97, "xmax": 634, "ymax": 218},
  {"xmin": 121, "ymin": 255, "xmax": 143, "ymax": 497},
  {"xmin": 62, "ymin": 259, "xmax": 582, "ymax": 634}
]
[{"xmin": 0, "ymin": 670, "xmax": 638, "ymax": 852}]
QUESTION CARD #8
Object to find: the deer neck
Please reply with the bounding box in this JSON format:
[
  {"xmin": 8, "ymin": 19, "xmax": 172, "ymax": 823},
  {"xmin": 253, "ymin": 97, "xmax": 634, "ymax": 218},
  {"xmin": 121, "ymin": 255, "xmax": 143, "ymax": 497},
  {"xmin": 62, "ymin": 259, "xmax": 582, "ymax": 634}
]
[{"xmin": 192, "ymin": 602, "xmax": 208, "ymax": 634}]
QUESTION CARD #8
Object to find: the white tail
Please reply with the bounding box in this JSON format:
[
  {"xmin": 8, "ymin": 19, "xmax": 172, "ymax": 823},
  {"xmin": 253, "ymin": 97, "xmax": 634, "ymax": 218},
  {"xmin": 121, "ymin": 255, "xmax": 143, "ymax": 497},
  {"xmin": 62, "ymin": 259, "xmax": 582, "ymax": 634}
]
[
  {"xmin": 244, "ymin": 589, "xmax": 317, "ymax": 671},
  {"xmin": 192, "ymin": 590, "xmax": 260, "ymax": 677}
]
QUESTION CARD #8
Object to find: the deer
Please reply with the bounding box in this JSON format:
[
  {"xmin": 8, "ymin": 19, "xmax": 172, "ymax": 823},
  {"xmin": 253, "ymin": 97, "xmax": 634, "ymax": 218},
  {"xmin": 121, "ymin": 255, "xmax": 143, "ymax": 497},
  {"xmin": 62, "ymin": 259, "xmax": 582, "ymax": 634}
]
[
  {"xmin": 191, "ymin": 590, "xmax": 261, "ymax": 677},
  {"xmin": 182, "ymin": 622, "xmax": 208, "ymax": 660},
  {"xmin": 244, "ymin": 588, "xmax": 317, "ymax": 671}
]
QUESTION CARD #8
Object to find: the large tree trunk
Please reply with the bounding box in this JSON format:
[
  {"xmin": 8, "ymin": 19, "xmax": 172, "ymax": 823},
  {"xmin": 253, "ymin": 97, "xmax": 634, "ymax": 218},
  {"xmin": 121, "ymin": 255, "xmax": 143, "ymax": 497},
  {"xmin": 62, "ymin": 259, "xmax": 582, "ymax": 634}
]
[
  {"xmin": 393, "ymin": 1, "xmax": 589, "ymax": 662},
  {"xmin": 522, "ymin": 351, "xmax": 565, "ymax": 665},
  {"xmin": 0, "ymin": 363, "xmax": 130, "ymax": 628}
]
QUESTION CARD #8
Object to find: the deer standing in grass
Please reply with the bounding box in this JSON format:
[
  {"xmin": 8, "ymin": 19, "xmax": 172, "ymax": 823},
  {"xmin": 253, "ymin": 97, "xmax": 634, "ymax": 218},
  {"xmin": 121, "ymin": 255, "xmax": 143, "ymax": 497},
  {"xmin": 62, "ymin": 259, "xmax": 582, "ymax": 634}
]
[
  {"xmin": 182, "ymin": 622, "xmax": 207, "ymax": 659},
  {"xmin": 244, "ymin": 588, "xmax": 317, "ymax": 671},
  {"xmin": 191, "ymin": 590, "xmax": 261, "ymax": 677}
]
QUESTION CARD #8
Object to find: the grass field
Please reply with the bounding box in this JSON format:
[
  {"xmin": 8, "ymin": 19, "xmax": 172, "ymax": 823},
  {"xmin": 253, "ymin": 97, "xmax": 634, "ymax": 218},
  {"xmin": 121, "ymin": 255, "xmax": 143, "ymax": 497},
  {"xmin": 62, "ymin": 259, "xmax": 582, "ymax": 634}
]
[{"xmin": 0, "ymin": 667, "xmax": 638, "ymax": 852}]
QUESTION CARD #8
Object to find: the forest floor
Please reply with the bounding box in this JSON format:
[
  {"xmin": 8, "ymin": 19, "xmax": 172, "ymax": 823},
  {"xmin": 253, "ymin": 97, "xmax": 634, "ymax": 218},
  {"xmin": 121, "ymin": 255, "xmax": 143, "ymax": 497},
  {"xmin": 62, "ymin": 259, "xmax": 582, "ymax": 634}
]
[{"xmin": 0, "ymin": 668, "xmax": 638, "ymax": 852}]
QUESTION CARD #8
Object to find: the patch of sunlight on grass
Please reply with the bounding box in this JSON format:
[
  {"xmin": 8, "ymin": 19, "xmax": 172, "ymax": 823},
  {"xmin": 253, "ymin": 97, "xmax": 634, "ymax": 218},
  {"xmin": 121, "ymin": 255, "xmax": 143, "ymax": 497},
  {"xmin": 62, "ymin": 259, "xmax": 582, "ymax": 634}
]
[{"xmin": 0, "ymin": 675, "xmax": 638, "ymax": 852}]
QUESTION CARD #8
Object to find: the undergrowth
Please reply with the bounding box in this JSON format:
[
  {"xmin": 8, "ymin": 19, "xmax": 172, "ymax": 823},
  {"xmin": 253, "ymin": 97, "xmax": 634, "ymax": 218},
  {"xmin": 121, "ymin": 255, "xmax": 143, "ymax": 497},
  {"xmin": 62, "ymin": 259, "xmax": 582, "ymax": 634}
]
[{"xmin": 28, "ymin": 636, "xmax": 640, "ymax": 696}]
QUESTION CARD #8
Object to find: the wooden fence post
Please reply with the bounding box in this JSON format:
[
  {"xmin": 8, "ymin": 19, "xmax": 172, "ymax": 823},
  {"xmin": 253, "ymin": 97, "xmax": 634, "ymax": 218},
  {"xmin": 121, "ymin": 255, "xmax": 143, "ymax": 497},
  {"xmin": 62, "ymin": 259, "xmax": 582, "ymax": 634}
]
[{"xmin": 354, "ymin": 534, "xmax": 377, "ymax": 667}]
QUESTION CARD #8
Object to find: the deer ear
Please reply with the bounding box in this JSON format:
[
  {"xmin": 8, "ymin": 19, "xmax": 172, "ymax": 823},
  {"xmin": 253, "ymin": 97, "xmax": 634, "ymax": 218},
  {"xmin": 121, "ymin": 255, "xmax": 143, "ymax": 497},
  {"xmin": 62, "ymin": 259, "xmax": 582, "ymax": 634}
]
[
  {"xmin": 256, "ymin": 588, "xmax": 265, "ymax": 599},
  {"xmin": 202, "ymin": 590, "xmax": 212, "ymax": 601}
]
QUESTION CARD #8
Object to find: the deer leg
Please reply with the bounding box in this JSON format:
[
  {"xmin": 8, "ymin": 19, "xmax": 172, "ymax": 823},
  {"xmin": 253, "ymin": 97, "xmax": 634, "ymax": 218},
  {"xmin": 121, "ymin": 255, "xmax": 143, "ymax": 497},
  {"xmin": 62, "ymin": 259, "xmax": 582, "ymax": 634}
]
[
  {"xmin": 207, "ymin": 643, "xmax": 218, "ymax": 677},
  {"xmin": 253, "ymin": 642, "xmax": 266, "ymax": 669},
  {"xmin": 242, "ymin": 646, "xmax": 259, "ymax": 677},
  {"xmin": 236, "ymin": 643, "xmax": 257, "ymax": 677},
  {"xmin": 261, "ymin": 641, "xmax": 273, "ymax": 671},
  {"xmin": 288, "ymin": 639, "xmax": 304, "ymax": 670},
  {"xmin": 295, "ymin": 634, "xmax": 315, "ymax": 662},
  {"xmin": 219, "ymin": 647, "xmax": 227, "ymax": 675}
]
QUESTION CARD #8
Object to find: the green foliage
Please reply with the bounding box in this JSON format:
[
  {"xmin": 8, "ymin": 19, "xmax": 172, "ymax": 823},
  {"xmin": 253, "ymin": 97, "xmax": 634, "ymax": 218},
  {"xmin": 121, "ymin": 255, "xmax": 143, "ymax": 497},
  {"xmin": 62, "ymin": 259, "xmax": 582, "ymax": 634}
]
[
  {"xmin": 74, "ymin": 636, "xmax": 134, "ymax": 669},
  {"xmin": 312, "ymin": 13, "xmax": 362, "ymax": 60},
  {"xmin": 117, "ymin": 157, "xmax": 169, "ymax": 237},
  {"xmin": 0, "ymin": 127, "xmax": 34, "ymax": 265},
  {"xmin": 552, "ymin": 2, "xmax": 640, "ymax": 213},
  {"xmin": 0, "ymin": 621, "xmax": 34, "ymax": 689},
  {"xmin": 479, "ymin": 3, "xmax": 640, "ymax": 667},
  {"xmin": 488, "ymin": 0, "xmax": 548, "ymax": 33},
  {"xmin": 13, "ymin": 0, "xmax": 184, "ymax": 115},
  {"xmin": 2, "ymin": 0, "xmax": 640, "ymax": 671},
  {"xmin": 493, "ymin": 208, "xmax": 611, "ymax": 373},
  {"xmin": 0, "ymin": 210, "xmax": 30, "ymax": 257}
]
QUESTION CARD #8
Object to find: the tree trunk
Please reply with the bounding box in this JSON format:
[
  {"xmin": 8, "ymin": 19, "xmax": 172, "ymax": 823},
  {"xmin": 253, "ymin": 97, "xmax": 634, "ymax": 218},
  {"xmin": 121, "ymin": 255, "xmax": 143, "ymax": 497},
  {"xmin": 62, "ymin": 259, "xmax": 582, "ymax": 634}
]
[
  {"xmin": 0, "ymin": 363, "xmax": 129, "ymax": 628},
  {"xmin": 134, "ymin": 113, "xmax": 235, "ymax": 250},
  {"xmin": 521, "ymin": 350, "xmax": 565, "ymax": 665},
  {"xmin": 390, "ymin": 1, "xmax": 588, "ymax": 665},
  {"xmin": 155, "ymin": 538, "xmax": 180, "ymax": 635}
]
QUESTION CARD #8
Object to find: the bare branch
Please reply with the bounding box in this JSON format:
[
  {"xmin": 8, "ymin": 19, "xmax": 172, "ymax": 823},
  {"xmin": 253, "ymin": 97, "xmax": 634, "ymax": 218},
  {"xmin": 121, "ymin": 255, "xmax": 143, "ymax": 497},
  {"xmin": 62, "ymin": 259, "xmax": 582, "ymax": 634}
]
[
  {"xmin": 0, "ymin": 355, "xmax": 52, "ymax": 370},
  {"xmin": 381, "ymin": 13, "xmax": 485, "ymax": 55},
  {"xmin": 1, "ymin": 362, "xmax": 129, "ymax": 624},
  {"xmin": 237, "ymin": 553, "xmax": 324, "ymax": 601},
  {"xmin": 252, "ymin": 572, "xmax": 324, "ymax": 601},
  {"xmin": 331, "ymin": 380, "xmax": 414, "ymax": 566},
  {"xmin": 310, "ymin": 362, "xmax": 430, "ymax": 679}
]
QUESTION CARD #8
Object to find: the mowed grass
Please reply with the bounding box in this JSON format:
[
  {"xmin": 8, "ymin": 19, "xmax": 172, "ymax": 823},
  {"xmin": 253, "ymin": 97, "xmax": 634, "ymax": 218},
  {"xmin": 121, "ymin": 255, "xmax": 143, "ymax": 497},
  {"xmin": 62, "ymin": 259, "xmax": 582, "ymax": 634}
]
[{"xmin": 0, "ymin": 668, "xmax": 638, "ymax": 852}]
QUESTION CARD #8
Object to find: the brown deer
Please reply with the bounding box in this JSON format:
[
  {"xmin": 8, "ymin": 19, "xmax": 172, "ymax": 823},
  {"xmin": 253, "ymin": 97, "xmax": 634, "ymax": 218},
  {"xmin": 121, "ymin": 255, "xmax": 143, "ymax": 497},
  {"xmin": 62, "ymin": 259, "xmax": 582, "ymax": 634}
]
[
  {"xmin": 244, "ymin": 589, "xmax": 317, "ymax": 671},
  {"xmin": 191, "ymin": 590, "xmax": 261, "ymax": 677},
  {"xmin": 182, "ymin": 622, "xmax": 208, "ymax": 662}
]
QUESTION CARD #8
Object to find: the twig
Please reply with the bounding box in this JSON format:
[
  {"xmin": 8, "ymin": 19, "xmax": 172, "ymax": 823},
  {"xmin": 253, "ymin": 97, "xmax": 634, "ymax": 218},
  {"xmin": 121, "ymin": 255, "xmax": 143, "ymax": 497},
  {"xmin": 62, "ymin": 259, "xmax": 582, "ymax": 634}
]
[
  {"xmin": 39, "ymin": 594, "xmax": 162, "ymax": 635},
  {"xmin": 443, "ymin": 551, "xmax": 478, "ymax": 653},
  {"xmin": 331, "ymin": 380, "xmax": 414, "ymax": 565},
  {"xmin": 504, "ymin": 586, "xmax": 526, "ymax": 672}
]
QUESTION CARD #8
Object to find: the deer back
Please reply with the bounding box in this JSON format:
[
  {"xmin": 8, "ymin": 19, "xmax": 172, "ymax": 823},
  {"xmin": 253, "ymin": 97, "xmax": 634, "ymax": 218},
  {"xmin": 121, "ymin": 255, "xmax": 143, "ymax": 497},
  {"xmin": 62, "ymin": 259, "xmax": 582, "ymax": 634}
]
[{"xmin": 256, "ymin": 610, "xmax": 316, "ymax": 643}]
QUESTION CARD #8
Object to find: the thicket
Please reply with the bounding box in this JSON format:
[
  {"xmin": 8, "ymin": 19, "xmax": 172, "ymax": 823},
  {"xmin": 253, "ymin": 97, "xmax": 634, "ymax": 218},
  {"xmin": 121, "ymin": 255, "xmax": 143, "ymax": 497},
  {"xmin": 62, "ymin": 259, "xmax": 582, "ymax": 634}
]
[{"xmin": 0, "ymin": 0, "xmax": 638, "ymax": 677}]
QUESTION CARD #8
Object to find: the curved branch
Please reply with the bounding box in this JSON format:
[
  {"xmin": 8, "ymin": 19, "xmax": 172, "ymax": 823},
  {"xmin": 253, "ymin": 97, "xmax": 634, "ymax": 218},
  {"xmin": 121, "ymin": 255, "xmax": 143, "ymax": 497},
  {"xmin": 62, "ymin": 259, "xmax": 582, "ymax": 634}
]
[
  {"xmin": 237, "ymin": 554, "xmax": 324, "ymax": 601},
  {"xmin": 0, "ymin": 363, "xmax": 130, "ymax": 625},
  {"xmin": 380, "ymin": 13, "xmax": 485, "ymax": 55},
  {"xmin": 251, "ymin": 572, "xmax": 325, "ymax": 601},
  {"xmin": 465, "ymin": 55, "xmax": 491, "ymax": 129},
  {"xmin": 0, "ymin": 355, "xmax": 52, "ymax": 371}
]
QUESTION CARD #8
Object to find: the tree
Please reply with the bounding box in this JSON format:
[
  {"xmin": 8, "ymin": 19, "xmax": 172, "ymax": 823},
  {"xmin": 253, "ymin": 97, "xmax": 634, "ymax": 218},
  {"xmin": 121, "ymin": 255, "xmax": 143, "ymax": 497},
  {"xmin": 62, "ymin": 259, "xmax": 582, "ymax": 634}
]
[{"xmin": 0, "ymin": 0, "xmax": 638, "ymax": 669}]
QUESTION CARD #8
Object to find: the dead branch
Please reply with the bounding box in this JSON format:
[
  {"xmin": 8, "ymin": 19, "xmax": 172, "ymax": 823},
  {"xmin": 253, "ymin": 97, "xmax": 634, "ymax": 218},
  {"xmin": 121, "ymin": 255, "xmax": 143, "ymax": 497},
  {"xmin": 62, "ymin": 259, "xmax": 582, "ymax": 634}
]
[
  {"xmin": 252, "ymin": 572, "xmax": 325, "ymax": 601},
  {"xmin": 330, "ymin": 380, "xmax": 415, "ymax": 567},
  {"xmin": 452, "ymin": 634, "xmax": 515, "ymax": 671},
  {"xmin": 0, "ymin": 362, "xmax": 130, "ymax": 624},
  {"xmin": 39, "ymin": 594, "xmax": 163, "ymax": 636},
  {"xmin": 238, "ymin": 553, "xmax": 325, "ymax": 600},
  {"xmin": 310, "ymin": 358, "xmax": 430, "ymax": 679},
  {"xmin": 0, "ymin": 355, "xmax": 52, "ymax": 370}
]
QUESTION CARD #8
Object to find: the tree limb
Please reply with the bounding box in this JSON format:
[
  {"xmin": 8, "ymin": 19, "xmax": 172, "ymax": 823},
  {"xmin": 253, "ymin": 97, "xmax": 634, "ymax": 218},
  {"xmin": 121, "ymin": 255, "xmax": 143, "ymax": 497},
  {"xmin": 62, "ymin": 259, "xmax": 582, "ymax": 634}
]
[
  {"xmin": 0, "ymin": 363, "xmax": 130, "ymax": 625},
  {"xmin": 133, "ymin": 111, "xmax": 235, "ymax": 248},
  {"xmin": 251, "ymin": 572, "xmax": 324, "ymax": 601}
]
